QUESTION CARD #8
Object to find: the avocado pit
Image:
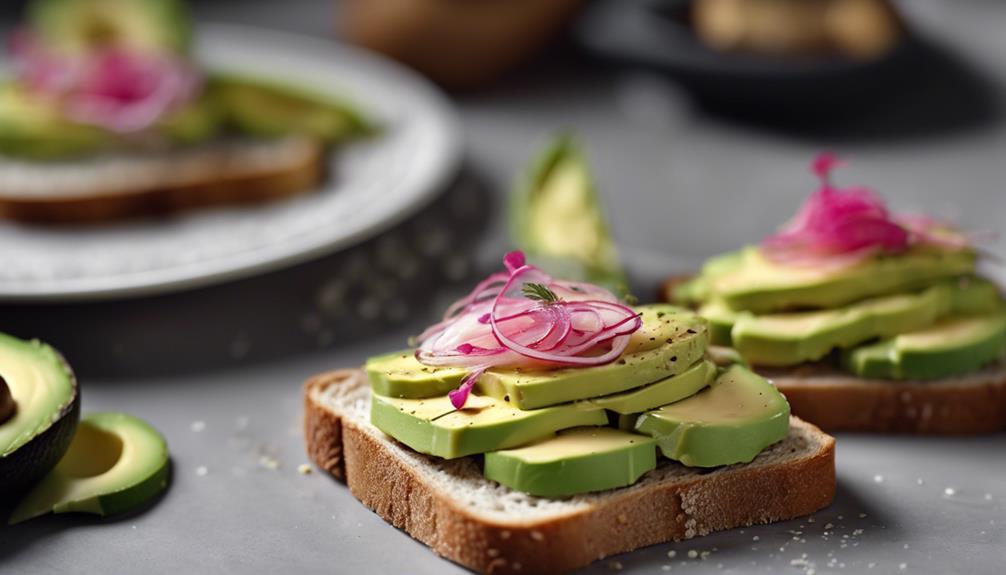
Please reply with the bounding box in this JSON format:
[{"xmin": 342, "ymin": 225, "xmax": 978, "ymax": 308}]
[{"xmin": 0, "ymin": 374, "xmax": 15, "ymax": 425}]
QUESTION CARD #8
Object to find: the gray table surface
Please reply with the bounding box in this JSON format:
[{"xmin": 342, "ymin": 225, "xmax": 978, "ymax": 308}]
[{"xmin": 2, "ymin": 1, "xmax": 1005, "ymax": 573}]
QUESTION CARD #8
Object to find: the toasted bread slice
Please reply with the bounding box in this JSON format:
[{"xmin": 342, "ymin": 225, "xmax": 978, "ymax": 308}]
[
  {"xmin": 763, "ymin": 363, "xmax": 1006, "ymax": 434},
  {"xmin": 0, "ymin": 136, "xmax": 324, "ymax": 223},
  {"xmin": 304, "ymin": 369, "xmax": 836, "ymax": 575}
]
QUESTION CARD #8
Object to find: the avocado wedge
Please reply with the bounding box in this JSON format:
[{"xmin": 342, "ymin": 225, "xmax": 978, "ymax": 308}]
[
  {"xmin": 843, "ymin": 311, "xmax": 1006, "ymax": 380},
  {"xmin": 0, "ymin": 84, "xmax": 115, "ymax": 160},
  {"xmin": 9, "ymin": 412, "xmax": 169, "ymax": 524},
  {"xmin": 0, "ymin": 333, "xmax": 79, "ymax": 497},
  {"xmin": 509, "ymin": 136, "xmax": 627, "ymax": 291},
  {"xmin": 209, "ymin": 74, "xmax": 372, "ymax": 143},
  {"xmin": 365, "ymin": 351, "xmax": 468, "ymax": 399},
  {"xmin": 689, "ymin": 246, "xmax": 976, "ymax": 314},
  {"xmin": 636, "ymin": 365, "xmax": 790, "ymax": 468},
  {"xmin": 483, "ymin": 427, "xmax": 657, "ymax": 497},
  {"xmin": 28, "ymin": 0, "xmax": 193, "ymax": 55}
]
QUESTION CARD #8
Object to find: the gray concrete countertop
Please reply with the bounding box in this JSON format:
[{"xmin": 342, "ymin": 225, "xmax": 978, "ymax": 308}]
[{"xmin": 1, "ymin": 1, "xmax": 1004, "ymax": 574}]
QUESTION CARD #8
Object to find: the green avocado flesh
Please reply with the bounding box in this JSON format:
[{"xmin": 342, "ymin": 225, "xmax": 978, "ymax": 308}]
[
  {"xmin": 730, "ymin": 282, "xmax": 956, "ymax": 367},
  {"xmin": 843, "ymin": 311, "xmax": 1006, "ymax": 380},
  {"xmin": 509, "ymin": 136, "xmax": 625, "ymax": 290},
  {"xmin": 10, "ymin": 412, "xmax": 170, "ymax": 524},
  {"xmin": 0, "ymin": 84, "xmax": 115, "ymax": 159},
  {"xmin": 477, "ymin": 306, "xmax": 708, "ymax": 409},
  {"xmin": 209, "ymin": 74, "xmax": 371, "ymax": 143},
  {"xmin": 365, "ymin": 351, "xmax": 467, "ymax": 399},
  {"xmin": 483, "ymin": 427, "xmax": 656, "ymax": 497},
  {"xmin": 369, "ymin": 304, "xmax": 791, "ymax": 496},
  {"xmin": 691, "ymin": 246, "xmax": 976, "ymax": 314},
  {"xmin": 587, "ymin": 359, "xmax": 716, "ymax": 414},
  {"xmin": 28, "ymin": 0, "xmax": 192, "ymax": 55},
  {"xmin": 636, "ymin": 365, "xmax": 790, "ymax": 468},
  {"xmin": 0, "ymin": 333, "xmax": 79, "ymax": 498},
  {"xmin": 370, "ymin": 393, "xmax": 607, "ymax": 459}
]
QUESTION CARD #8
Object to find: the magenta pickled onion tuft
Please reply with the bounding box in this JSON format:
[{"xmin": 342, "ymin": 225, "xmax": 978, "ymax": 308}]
[
  {"xmin": 415, "ymin": 251, "xmax": 641, "ymax": 408},
  {"xmin": 9, "ymin": 29, "xmax": 201, "ymax": 133},
  {"xmin": 762, "ymin": 153, "xmax": 970, "ymax": 267}
]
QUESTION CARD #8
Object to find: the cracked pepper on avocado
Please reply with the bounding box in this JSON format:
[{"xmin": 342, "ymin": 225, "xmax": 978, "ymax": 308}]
[
  {"xmin": 365, "ymin": 250, "xmax": 791, "ymax": 497},
  {"xmin": 668, "ymin": 154, "xmax": 1006, "ymax": 429}
]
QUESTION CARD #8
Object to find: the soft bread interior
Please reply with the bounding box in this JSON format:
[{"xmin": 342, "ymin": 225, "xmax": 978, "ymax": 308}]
[{"xmin": 310, "ymin": 370, "xmax": 833, "ymax": 524}]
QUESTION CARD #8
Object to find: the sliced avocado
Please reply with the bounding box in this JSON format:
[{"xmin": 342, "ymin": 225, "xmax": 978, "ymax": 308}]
[
  {"xmin": 209, "ymin": 74, "xmax": 371, "ymax": 143},
  {"xmin": 698, "ymin": 298, "xmax": 737, "ymax": 346},
  {"xmin": 0, "ymin": 333, "xmax": 79, "ymax": 497},
  {"xmin": 9, "ymin": 412, "xmax": 169, "ymax": 524},
  {"xmin": 843, "ymin": 311, "xmax": 1006, "ymax": 380},
  {"xmin": 509, "ymin": 136, "xmax": 626, "ymax": 291},
  {"xmin": 477, "ymin": 307, "xmax": 708, "ymax": 409},
  {"xmin": 730, "ymin": 282, "xmax": 956, "ymax": 367},
  {"xmin": 0, "ymin": 84, "xmax": 114, "ymax": 159},
  {"xmin": 483, "ymin": 427, "xmax": 656, "ymax": 497},
  {"xmin": 636, "ymin": 365, "xmax": 790, "ymax": 468},
  {"xmin": 365, "ymin": 351, "xmax": 467, "ymax": 399},
  {"xmin": 701, "ymin": 246, "xmax": 976, "ymax": 313},
  {"xmin": 587, "ymin": 359, "xmax": 716, "ymax": 414},
  {"xmin": 370, "ymin": 393, "xmax": 606, "ymax": 459},
  {"xmin": 157, "ymin": 93, "xmax": 220, "ymax": 145},
  {"xmin": 28, "ymin": 0, "xmax": 192, "ymax": 55}
]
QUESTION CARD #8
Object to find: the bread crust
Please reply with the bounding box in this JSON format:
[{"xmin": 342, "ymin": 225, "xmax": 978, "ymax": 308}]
[
  {"xmin": 767, "ymin": 367, "xmax": 1006, "ymax": 434},
  {"xmin": 0, "ymin": 139, "xmax": 324, "ymax": 223},
  {"xmin": 304, "ymin": 369, "xmax": 836, "ymax": 575}
]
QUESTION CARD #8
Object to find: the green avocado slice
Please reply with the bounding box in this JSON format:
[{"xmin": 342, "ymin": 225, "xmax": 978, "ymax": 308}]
[
  {"xmin": 370, "ymin": 393, "xmax": 606, "ymax": 459},
  {"xmin": 28, "ymin": 0, "xmax": 193, "ymax": 55},
  {"xmin": 700, "ymin": 246, "xmax": 976, "ymax": 314},
  {"xmin": 843, "ymin": 311, "xmax": 1006, "ymax": 380},
  {"xmin": 365, "ymin": 351, "xmax": 468, "ymax": 399},
  {"xmin": 0, "ymin": 84, "xmax": 116, "ymax": 160},
  {"xmin": 586, "ymin": 358, "xmax": 716, "ymax": 414},
  {"xmin": 483, "ymin": 427, "xmax": 656, "ymax": 497},
  {"xmin": 477, "ymin": 307, "xmax": 708, "ymax": 409},
  {"xmin": 636, "ymin": 365, "xmax": 790, "ymax": 468},
  {"xmin": 9, "ymin": 412, "xmax": 169, "ymax": 524},
  {"xmin": 0, "ymin": 333, "xmax": 79, "ymax": 496},
  {"xmin": 209, "ymin": 74, "xmax": 372, "ymax": 143},
  {"xmin": 730, "ymin": 282, "xmax": 956, "ymax": 367},
  {"xmin": 509, "ymin": 136, "xmax": 626, "ymax": 292}
]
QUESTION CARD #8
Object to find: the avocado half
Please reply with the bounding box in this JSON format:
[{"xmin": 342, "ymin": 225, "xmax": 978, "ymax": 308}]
[{"xmin": 0, "ymin": 334, "xmax": 80, "ymax": 499}]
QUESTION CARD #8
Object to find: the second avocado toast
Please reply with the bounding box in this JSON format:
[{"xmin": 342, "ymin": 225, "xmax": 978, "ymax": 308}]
[{"xmin": 667, "ymin": 154, "xmax": 1006, "ymax": 433}]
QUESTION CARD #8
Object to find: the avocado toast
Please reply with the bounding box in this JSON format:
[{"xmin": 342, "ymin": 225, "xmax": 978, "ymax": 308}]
[
  {"xmin": 666, "ymin": 154, "xmax": 1006, "ymax": 433},
  {"xmin": 0, "ymin": 0, "xmax": 370, "ymax": 223},
  {"xmin": 305, "ymin": 252, "xmax": 835, "ymax": 574}
]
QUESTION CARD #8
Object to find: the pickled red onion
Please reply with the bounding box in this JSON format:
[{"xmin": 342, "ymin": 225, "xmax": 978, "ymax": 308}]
[
  {"xmin": 9, "ymin": 30, "xmax": 200, "ymax": 133},
  {"xmin": 762, "ymin": 153, "xmax": 970, "ymax": 267},
  {"xmin": 416, "ymin": 251, "xmax": 641, "ymax": 409}
]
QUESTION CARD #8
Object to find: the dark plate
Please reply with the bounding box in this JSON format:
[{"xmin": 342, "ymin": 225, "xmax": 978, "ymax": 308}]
[{"xmin": 575, "ymin": 0, "xmax": 921, "ymax": 114}]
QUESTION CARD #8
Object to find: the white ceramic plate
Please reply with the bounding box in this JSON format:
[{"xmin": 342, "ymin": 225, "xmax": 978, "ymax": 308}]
[{"xmin": 0, "ymin": 23, "xmax": 462, "ymax": 302}]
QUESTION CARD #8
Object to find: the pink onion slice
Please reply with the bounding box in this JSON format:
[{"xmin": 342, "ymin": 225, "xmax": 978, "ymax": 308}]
[
  {"xmin": 762, "ymin": 153, "xmax": 971, "ymax": 268},
  {"xmin": 9, "ymin": 29, "xmax": 201, "ymax": 133},
  {"xmin": 415, "ymin": 251, "xmax": 641, "ymax": 408}
]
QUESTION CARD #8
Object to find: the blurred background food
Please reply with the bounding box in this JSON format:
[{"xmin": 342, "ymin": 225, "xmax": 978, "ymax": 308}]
[{"xmin": 693, "ymin": 0, "xmax": 901, "ymax": 59}]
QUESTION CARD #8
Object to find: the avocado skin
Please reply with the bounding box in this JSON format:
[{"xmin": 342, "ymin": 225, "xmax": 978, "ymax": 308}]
[
  {"xmin": 509, "ymin": 136, "xmax": 627, "ymax": 292},
  {"xmin": 0, "ymin": 373, "xmax": 79, "ymax": 499}
]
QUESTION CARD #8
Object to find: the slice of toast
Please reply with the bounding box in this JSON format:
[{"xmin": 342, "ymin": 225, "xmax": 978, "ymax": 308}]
[
  {"xmin": 0, "ymin": 136, "xmax": 324, "ymax": 223},
  {"xmin": 763, "ymin": 363, "xmax": 1006, "ymax": 434},
  {"xmin": 304, "ymin": 369, "xmax": 836, "ymax": 575}
]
